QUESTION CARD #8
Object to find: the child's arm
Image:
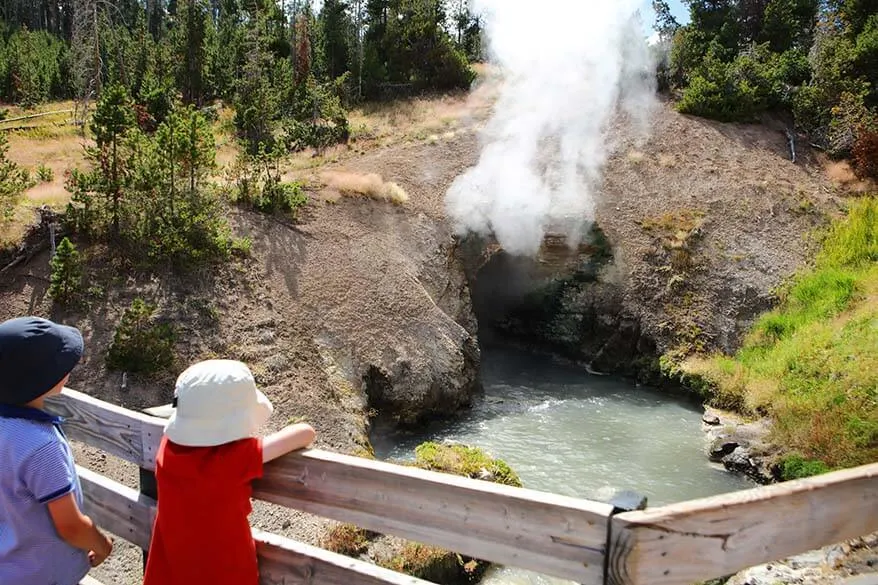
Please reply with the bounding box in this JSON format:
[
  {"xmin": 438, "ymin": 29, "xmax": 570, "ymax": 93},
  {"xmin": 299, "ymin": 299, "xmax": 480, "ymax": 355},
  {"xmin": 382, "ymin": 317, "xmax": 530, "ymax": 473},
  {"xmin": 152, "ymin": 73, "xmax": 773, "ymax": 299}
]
[
  {"xmin": 46, "ymin": 493, "xmax": 113, "ymax": 567},
  {"xmin": 262, "ymin": 423, "xmax": 316, "ymax": 463}
]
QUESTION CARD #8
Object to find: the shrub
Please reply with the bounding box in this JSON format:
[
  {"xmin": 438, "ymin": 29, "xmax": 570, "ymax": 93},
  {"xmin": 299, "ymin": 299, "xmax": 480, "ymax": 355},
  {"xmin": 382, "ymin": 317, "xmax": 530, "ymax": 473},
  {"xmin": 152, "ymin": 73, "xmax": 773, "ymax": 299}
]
[
  {"xmin": 230, "ymin": 148, "xmax": 308, "ymax": 217},
  {"xmin": 852, "ymin": 125, "xmax": 878, "ymax": 179},
  {"xmin": 283, "ymin": 77, "xmax": 350, "ymax": 154},
  {"xmin": 322, "ymin": 524, "xmax": 371, "ymax": 557},
  {"xmin": 378, "ymin": 543, "xmax": 470, "ymax": 583},
  {"xmin": 36, "ymin": 164, "xmax": 54, "ymax": 183},
  {"xmin": 827, "ymin": 90, "xmax": 873, "ymax": 157},
  {"xmin": 106, "ymin": 298, "xmax": 176, "ymax": 374},
  {"xmin": 48, "ymin": 237, "xmax": 83, "ymax": 306},
  {"xmin": 779, "ymin": 455, "xmax": 831, "ymax": 480},
  {"xmin": 0, "ymin": 133, "xmax": 30, "ymax": 222}
]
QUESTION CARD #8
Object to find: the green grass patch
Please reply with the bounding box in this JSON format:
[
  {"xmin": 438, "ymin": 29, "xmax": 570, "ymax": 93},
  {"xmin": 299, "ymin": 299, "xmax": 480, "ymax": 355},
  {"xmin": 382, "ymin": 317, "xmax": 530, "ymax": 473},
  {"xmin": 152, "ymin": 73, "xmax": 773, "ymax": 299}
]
[
  {"xmin": 779, "ymin": 454, "xmax": 832, "ymax": 480},
  {"xmin": 413, "ymin": 442, "xmax": 522, "ymax": 487},
  {"xmin": 685, "ymin": 197, "xmax": 878, "ymax": 469}
]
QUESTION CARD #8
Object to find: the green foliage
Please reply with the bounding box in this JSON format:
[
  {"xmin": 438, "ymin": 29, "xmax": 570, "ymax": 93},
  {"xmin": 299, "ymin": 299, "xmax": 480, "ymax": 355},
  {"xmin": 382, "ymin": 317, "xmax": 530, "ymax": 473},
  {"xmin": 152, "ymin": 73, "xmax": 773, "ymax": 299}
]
[
  {"xmin": 69, "ymin": 88, "xmax": 234, "ymax": 268},
  {"xmin": 677, "ymin": 44, "xmax": 811, "ymax": 121},
  {"xmin": 0, "ymin": 27, "xmax": 70, "ymax": 106},
  {"xmin": 669, "ymin": 0, "xmax": 877, "ymax": 154},
  {"xmin": 689, "ymin": 197, "xmax": 878, "ymax": 468},
  {"xmin": 231, "ymin": 147, "xmax": 308, "ymax": 217},
  {"xmin": 362, "ymin": 0, "xmax": 475, "ymax": 99},
  {"xmin": 137, "ymin": 71, "xmax": 175, "ymax": 132},
  {"xmin": 172, "ymin": 0, "xmax": 210, "ymax": 106},
  {"xmin": 125, "ymin": 105, "xmax": 232, "ymax": 266},
  {"xmin": 234, "ymin": 29, "xmax": 280, "ymax": 154},
  {"xmin": 779, "ymin": 454, "xmax": 831, "ymax": 480},
  {"xmin": 0, "ymin": 132, "xmax": 30, "ymax": 222},
  {"xmin": 49, "ymin": 237, "xmax": 83, "ymax": 307},
  {"xmin": 36, "ymin": 164, "xmax": 53, "ymax": 182},
  {"xmin": 413, "ymin": 442, "xmax": 522, "ymax": 487},
  {"xmin": 283, "ymin": 76, "xmax": 350, "ymax": 153},
  {"xmin": 107, "ymin": 298, "xmax": 176, "ymax": 374},
  {"xmin": 317, "ymin": 0, "xmax": 352, "ymax": 81},
  {"xmin": 0, "ymin": 0, "xmax": 477, "ymax": 111},
  {"xmin": 67, "ymin": 84, "xmax": 136, "ymax": 239}
]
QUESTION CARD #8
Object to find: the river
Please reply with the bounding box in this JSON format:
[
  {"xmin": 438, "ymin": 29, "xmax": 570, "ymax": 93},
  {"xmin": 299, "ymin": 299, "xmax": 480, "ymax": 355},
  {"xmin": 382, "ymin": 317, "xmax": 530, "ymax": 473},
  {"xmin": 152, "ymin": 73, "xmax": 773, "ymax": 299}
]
[{"xmin": 371, "ymin": 347, "xmax": 755, "ymax": 585}]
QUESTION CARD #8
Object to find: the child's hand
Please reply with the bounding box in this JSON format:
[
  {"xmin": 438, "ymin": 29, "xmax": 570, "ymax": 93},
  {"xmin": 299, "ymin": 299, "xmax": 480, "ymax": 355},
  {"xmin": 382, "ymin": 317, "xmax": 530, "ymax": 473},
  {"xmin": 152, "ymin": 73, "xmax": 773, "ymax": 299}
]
[
  {"xmin": 263, "ymin": 423, "xmax": 317, "ymax": 462},
  {"xmin": 89, "ymin": 535, "xmax": 113, "ymax": 567}
]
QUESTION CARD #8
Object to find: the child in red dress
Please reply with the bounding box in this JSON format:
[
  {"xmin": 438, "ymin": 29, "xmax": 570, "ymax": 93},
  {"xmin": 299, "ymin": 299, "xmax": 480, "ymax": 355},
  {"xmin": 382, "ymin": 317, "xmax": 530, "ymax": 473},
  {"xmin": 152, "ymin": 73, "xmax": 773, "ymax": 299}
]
[{"xmin": 142, "ymin": 359, "xmax": 316, "ymax": 585}]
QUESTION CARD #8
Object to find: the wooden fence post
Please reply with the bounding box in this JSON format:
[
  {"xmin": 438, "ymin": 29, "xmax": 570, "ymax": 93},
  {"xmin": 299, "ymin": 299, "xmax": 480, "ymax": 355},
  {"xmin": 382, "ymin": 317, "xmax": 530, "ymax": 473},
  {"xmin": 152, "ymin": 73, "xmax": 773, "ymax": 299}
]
[
  {"xmin": 604, "ymin": 490, "xmax": 647, "ymax": 585},
  {"xmin": 139, "ymin": 406, "xmax": 160, "ymax": 570},
  {"xmin": 138, "ymin": 463, "xmax": 157, "ymax": 569}
]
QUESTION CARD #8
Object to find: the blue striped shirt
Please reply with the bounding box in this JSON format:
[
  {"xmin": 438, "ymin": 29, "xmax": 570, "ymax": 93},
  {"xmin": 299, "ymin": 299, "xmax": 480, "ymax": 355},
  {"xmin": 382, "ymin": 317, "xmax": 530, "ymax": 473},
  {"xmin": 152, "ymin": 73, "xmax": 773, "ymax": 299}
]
[{"xmin": 0, "ymin": 404, "xmax": 90, "ymax": 585}]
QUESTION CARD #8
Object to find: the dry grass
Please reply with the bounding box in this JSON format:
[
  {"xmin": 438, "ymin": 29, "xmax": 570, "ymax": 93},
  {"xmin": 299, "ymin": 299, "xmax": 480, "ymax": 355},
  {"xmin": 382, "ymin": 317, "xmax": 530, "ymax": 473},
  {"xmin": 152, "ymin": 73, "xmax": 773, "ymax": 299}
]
[
  {"xmin": 627, "ymin": 149, "xmax": 647, "ymax": 164},
  {"xmin": 639, "ymin": 209, "xmax": 705, "ymax": 271},
  {"xmin": 322, "ymin": 524, "xmax": 371, "ymax": 557},
  {"xmin": 378, "ymin": 543, "xmax": 459, "ymax": 579},
  {"xmin": 321, "ymin": 171, "xmax": 409, "ymax": 205},
  {"xmin": 657, "ymin": 153, "xmax": 677, "ymax": 168},
  {"xmin": 0, "ymin": 100, "xmax": 84, "ymax": 140},
  {"xmin": 0, "ymin": 112, "xmax": 90, "ymax": 247},
  {"xmin": 823, "ymin": 158, "xmax": 876, "ymax": 193},
  {"xmin": 347, "ymin": 69, "xmax": 497, "ymax": 149}
]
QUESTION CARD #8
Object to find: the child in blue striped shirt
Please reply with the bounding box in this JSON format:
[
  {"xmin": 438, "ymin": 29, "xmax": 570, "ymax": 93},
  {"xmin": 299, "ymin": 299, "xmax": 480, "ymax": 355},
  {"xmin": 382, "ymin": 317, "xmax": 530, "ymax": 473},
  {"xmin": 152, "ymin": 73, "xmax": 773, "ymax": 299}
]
[{"xmin": 0, "ymin": 316, "xmax": 113, "ymax": 585}]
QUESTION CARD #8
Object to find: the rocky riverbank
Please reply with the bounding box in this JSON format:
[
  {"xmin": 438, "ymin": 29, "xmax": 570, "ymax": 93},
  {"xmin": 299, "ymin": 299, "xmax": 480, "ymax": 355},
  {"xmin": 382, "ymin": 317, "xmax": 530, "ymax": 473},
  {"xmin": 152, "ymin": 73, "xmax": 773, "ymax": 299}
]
[
  {"xmin": 702, "ymin": 406, "xmax": 779, "ymax": 484},
  {"xmin": 725, "ymin": 533, "xmax": 878, "ymax": 585},
  {"xmin": 699, "ymin": 407, "xmax": 878, "ymax": 585}
]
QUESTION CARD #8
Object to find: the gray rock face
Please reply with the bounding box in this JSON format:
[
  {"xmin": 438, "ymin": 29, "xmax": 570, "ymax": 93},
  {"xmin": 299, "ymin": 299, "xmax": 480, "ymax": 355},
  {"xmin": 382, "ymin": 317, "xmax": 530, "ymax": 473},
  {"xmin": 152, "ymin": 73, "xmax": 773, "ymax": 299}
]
[{"xmin": 309, "ymin": 216, "xmax": 482, "ymax": 427}]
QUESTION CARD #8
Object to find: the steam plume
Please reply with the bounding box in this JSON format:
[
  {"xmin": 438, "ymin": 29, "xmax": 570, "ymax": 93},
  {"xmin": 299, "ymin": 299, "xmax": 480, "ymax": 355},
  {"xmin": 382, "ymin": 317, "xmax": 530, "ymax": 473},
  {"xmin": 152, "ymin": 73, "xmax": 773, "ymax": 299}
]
[{"xmin": 445, "ymin": 0, "xmax": 656, "ymax": 256}]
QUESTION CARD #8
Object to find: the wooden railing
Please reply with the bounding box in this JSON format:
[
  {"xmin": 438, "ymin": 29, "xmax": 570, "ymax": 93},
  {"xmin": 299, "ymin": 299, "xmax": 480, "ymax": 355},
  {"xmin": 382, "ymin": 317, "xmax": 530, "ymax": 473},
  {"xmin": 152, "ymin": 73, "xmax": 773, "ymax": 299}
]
[{"xmin": 46, "ymin": 389, "xmax": 878, "ymax": 585}]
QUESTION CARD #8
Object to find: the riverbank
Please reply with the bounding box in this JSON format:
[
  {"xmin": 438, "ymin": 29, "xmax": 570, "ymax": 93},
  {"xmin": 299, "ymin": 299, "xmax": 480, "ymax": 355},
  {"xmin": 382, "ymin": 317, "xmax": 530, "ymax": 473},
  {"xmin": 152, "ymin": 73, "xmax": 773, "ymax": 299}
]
[{"xmin": 684, "ymin": 197, "xmax": 878, "ymax": 474}]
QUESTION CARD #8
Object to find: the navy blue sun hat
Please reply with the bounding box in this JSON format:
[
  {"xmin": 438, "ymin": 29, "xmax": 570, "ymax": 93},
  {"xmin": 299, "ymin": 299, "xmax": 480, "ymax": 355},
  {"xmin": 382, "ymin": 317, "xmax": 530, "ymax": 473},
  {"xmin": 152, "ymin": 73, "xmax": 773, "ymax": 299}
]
[{"xmin": 0, "ymin": 316, "xmax": 84, "ymax": 405}]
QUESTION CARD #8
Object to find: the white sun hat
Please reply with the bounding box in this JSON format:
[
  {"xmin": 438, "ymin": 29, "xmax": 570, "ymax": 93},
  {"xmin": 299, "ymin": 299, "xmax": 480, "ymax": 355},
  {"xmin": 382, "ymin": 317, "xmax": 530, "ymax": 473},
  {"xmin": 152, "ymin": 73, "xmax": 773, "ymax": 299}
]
[{"xmin": 162, "ymin": 359, "xmax": 273, "ymax": 447}]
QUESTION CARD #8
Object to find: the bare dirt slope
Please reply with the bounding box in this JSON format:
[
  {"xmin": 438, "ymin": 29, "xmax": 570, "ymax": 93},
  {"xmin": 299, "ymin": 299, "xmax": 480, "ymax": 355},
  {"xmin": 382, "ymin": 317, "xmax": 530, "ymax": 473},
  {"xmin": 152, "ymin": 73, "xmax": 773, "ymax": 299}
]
[{"xmin": 602, "ymin": 103, "xmax": 840, "ymax": 356}]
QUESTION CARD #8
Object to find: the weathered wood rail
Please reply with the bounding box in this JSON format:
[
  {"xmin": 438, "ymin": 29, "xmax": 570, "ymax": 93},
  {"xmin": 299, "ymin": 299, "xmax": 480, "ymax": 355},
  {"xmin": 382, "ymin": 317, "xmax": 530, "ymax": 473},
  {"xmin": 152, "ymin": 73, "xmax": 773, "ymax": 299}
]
[{"xmin": 47, "ymin": 389, "xmax": 878, "ymax": 585}]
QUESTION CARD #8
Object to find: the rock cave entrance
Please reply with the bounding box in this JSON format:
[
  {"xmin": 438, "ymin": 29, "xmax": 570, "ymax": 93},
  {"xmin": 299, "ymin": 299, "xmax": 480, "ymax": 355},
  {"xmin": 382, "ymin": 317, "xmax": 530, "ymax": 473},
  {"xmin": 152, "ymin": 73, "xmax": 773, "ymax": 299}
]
[{"xmin": 463, "ymin": 227, "xmax": 657, "ymax": 379}]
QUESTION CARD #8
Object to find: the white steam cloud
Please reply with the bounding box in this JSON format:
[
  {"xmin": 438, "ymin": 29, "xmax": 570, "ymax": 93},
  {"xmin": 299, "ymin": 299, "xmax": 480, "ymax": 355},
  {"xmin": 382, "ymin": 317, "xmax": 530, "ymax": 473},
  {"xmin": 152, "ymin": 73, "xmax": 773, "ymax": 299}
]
[{"xmin": 445, "ymin": 0, "xmax": 657, "ymax": 256}]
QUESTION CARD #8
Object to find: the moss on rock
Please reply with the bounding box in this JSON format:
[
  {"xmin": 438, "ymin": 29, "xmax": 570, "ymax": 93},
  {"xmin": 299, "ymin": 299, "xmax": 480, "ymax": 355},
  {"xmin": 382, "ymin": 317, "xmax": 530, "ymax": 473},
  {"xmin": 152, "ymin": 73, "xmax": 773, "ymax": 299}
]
[{"xmin": 412, "ymin": 441, "xmax": 522, "ymax": 487}]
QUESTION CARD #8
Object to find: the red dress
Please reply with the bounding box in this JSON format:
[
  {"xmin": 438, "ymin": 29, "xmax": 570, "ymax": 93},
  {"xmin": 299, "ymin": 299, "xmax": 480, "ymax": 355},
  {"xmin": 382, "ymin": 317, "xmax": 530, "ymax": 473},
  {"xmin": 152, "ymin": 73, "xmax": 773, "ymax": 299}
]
[{"xmin": 143, "ymin": 436, "xmax": 263, "ymax": 585}]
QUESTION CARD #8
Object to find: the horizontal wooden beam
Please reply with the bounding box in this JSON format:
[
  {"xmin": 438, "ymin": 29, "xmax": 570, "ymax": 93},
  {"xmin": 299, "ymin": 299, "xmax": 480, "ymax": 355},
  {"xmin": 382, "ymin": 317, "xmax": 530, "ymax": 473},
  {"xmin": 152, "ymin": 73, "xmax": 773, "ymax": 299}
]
[
  {"xmin": 78, "ymin": 466, "xmax": 436, "ymax": 585},
  {"xmin": 607, "ymin": 462, "xmax": 878, "ymax": 585},
  {"xmin": 253, "ymin": 449, "xmax": 613, "ymax": 584},
  {"xmin": 78, "ymin": 466, "xmax": 156, "ymax": 550},
  {"xmin": 48, "ymin": 389, "xmax": 164, "ymax": 470}
]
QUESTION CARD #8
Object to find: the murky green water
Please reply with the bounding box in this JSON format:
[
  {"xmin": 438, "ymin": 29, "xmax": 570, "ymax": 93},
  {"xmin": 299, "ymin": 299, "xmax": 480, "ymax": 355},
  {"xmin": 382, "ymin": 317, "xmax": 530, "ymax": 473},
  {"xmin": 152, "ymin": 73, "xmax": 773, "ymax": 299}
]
[{"xmin": 372, "ymin": 347, "xmax": 755, "ymax": 584}]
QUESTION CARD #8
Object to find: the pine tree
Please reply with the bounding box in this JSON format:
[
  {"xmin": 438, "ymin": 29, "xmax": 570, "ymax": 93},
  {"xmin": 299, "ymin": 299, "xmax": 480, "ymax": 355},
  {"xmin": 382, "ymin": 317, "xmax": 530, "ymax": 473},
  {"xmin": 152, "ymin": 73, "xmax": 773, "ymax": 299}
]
[
  {"xmin": 0, "ymin": 130, "xmax": 30, "ymax": 222},
  {"xmin": 174, "ymin": 0, "xmax": 210, "ymax": 106},
  {"xmin": 72, "ymin": 83, "xmax": 136, "ymax": 238},
  {"xmin": 49, "ymin": 237, "xmax": 83, "ymax": 306},
  {"xmin": 319, "ymin": 0, "xmax": 351, "ymax": 80}
]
